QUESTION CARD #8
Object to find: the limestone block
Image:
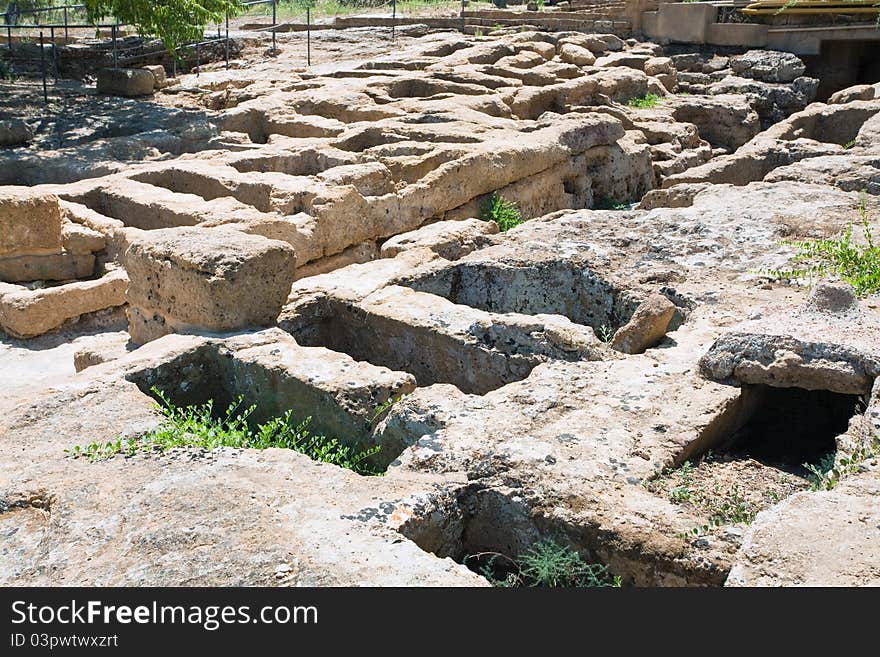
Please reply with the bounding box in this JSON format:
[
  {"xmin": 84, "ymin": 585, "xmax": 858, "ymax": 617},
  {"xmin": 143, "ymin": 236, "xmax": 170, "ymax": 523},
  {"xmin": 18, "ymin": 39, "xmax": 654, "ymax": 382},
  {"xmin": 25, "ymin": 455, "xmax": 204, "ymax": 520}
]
[
  {"xmin": 558, "ymin": 43, "xmax": 596, "ymax": 67},
  {"xmin": 0, "ymin": 253, "xmax": 95, "ymax": 282},
  {"xmin": 0, "ymin": 269, "xmax": 127, "ymax": 338},
  {"xmin": 611, "ymin": 294, "xmax": 676, "ymax": 354},
  {"xmin": 124, "ymin": 228, "xmax": 297, "ymax": 344},
  {"xmin": 141, "ymin": 64, "xmax": 168, "ymax": 90},
  {"xmin": 96, "ymin": 68, "xmax": 156, "ymax": 97},
  {"xmin": 0, "ymin": 119, "xmax": 34, "ymax": 148},
  {"xmin": 0, "ymin": 189, "xmax": 62, "ymax": 256},
  {"xmin": 62, "ymin": 222, "xmax": 106, "ymax": 255},
  {"xmin": 380, "ymin": 218, "xmax": 499, "ymax": 260}
]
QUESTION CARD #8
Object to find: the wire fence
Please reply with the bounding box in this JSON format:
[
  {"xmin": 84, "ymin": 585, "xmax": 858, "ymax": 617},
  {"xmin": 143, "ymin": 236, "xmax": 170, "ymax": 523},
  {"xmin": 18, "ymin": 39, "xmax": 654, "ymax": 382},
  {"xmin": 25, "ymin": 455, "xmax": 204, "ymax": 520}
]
[{"xmin": 0, "ymin": 0, "xmax": 485, "ymax": 105}]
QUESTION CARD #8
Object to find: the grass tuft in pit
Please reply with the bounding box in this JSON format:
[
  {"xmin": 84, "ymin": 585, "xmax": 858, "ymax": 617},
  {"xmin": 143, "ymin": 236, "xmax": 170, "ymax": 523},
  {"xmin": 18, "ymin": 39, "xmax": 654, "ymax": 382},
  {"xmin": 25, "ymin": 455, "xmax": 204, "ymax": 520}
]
[
  {"xmin": 627, "ymin": 93, "xmax": 661, "ymax": 109},
  {"xmin": 480, "ymin": 192, "xmax": 524, "ymax": 232},
  {"xmin": 66, "ymin": 387, "xmax": 382, "ymax": 476},
  {"xmin": 465, "ymin": 538, "xmax": 621, "ymax": 588},
  {"xmin": 758, "ymin": 191, "xmax": 880, "ymax": 297}
]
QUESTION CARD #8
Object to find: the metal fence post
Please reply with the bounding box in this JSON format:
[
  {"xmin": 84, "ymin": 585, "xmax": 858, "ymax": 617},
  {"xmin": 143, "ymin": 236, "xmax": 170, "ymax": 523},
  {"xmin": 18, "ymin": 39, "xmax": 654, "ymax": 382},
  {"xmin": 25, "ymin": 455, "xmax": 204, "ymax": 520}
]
[
  {"xmin": 306, "ymin": 7, "xmax": 310, "ymax": 67},
  {"xmin": 39, "ymin": 31, "xmax": 47, "ymax": 104},
  {"xmin": 64, "ymin": 6, "xmax": 69, "ymax": 41},
  {"xmin": 112, "ymin": 23, "xmax": 118, "ymax": 68},
  {"xmin": 272, "ymin": 0, "xmax": 277, "ymax": 53},
  {"xmin": 392, "ymin": 0, "xmax": 396, "ymax": 41},
  {"xmin": 461, "ymin": 0, "xmax": 465, "ymax": 33},
  {"xmin": 196, "ymin": 40, "xmax": 200, "ymax": 76},
  {"xmin": 225, "ymin": 12, "xmax": 229, "ymax": 69},
  {"xmin": 50, "ymin": 25, "xmax": 57, "ymax": 80}
]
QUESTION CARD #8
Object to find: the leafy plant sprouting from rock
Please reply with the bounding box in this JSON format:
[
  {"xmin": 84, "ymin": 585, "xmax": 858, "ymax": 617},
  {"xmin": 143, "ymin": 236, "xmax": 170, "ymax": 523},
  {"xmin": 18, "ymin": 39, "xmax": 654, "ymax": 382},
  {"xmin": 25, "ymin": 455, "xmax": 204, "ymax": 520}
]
[
  {"xmin": 465, "ymin": 538, "xmax": 622, "ymax": 587},
  {"xmin": 760, "ymin": 191, "xmax": 880, "ymax": 297},
  {"xmin": 805, "ymin": 403, "xmax": 880, "ymax": 492},
  {"xmin": 596, "ymin": 324, "xmax": 615, "ymax": 344},
  {"xmin": 480, "ymin": 192, "xmax": 524, "ymax": 232},
  {"xmin": 66, "ymin": 387, "xmax": 382, "ymax": 475},
  {"xmin": 627, "ymin": 93, "xmax": 661, "ymax": 109}
]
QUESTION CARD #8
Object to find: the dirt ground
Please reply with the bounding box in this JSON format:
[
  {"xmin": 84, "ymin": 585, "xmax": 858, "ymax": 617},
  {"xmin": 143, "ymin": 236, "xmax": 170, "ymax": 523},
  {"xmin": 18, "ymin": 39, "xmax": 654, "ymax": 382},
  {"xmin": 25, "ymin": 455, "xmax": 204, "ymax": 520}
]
[{"xmin": 0, "ymin": 27, "xmax": 431, "ymax": 149}]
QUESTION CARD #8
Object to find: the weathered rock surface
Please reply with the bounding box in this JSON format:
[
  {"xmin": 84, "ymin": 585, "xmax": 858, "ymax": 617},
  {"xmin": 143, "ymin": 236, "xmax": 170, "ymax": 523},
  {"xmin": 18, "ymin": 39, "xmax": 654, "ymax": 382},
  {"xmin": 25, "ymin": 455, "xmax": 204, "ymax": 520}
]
[
  {"xmin": 2, "ymin": 30, "xmax": 880, "ymax": 588},
  {"xmin": 727, "ymin": 468, "xmax": 880, "ymax": 586},
  {"xmin": 124, "ymin": 228, "xmax": 297, "ymax": 344},
  {"xmin": 97, "ymin": 68, "xmax": 156, "ymax": 97},
  {"xmin": 380, "ymin": 218, "xmax": 499, "ymax": 259},
  {"xmin": 730, "ymin": 50, "xmax": 806, "ymax": 83},
  {"xmin": 700, "ymin": 285, "xmax": 880, "ymax": 395}
]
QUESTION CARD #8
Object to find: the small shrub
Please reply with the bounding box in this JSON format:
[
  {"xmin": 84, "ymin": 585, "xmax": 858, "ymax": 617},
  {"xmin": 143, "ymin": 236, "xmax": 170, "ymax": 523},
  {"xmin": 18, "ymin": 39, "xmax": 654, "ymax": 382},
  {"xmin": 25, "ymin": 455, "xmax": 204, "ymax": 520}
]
[
  {"xmin": 805, "ymin": 436, "xmax": 879, "ymax": 492},
  {"xmin": 66, "ymin": 387, "xmax": 382, "ymax": 475},
  {"xmin": 759, "ymin": 192, "xmax": 880, "ymax": 297},
  {"xmin": 627, "ymin": 93, "xmax": 661, "ymax": 109},
  {"xmin": 467, "ymin": 538, "xmax": 621, "ymax": 587},
  {"xmin": 371, "ymin": 394, "xmax": 404, "ymax": 424},
  {"xmin": 480, "ymin": 192, "xmax": 523, "ymax": 231},
  {"xmin": 843, "ymin": 139, "xmax": 856, "ymax": 150}
]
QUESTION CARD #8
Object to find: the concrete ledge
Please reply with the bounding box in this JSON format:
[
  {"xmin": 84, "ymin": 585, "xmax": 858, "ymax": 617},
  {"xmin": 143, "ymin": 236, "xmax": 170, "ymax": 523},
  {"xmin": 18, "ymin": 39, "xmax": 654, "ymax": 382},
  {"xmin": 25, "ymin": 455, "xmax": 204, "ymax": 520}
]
[
  {"xmin": 655, "ymin": 2, "xmax": 717, "ymax": 44},
  {"xmin": 707, "ymin": 22, "xmax": 769, "ymax": 48}
]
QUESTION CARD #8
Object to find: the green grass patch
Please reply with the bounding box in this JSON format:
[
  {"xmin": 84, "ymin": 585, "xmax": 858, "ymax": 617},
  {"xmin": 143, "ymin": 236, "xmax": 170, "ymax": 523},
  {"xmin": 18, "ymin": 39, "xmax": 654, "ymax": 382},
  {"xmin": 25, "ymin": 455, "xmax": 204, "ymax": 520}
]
[
  {"xmin": 759, "ymin": 191, "xmax": 880, "ymax": 297},
  {"xmin": 66, "ymin": 387, "xmax": 382, "ymax": 475},
  {"xmin": 480, "ymin": 192, "xmax": 524, "ymax": 232},
  {"xmin": 627, "ymin": 93, "xmax": 661, "ymax": 109}
]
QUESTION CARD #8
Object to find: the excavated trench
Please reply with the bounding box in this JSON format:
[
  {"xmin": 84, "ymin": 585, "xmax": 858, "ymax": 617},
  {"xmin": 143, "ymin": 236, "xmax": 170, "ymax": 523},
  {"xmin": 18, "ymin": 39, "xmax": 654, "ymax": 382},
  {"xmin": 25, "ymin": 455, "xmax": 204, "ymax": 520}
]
[
  {"xmin": 281, "ymin": 295, "xmax": 565, "ymax": 395},
  {"xmin": 397, "ymin": 485, "xmax": 728, "ymax": 587},
  {"xmin": 397, "ymin": 259, "xmax": 638, "ymax": 333},
  {"xmin": 123, "ymin": 341, "xmax": 412, "ymax": 469}
]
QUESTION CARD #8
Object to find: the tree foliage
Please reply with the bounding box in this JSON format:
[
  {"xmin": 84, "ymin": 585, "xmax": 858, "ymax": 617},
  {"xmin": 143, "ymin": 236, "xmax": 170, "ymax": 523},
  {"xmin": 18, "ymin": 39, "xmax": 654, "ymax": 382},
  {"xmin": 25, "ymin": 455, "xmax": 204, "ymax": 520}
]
[{"xmin": 82, "ymin": 0, "xmax": 242, "ymax": 54}]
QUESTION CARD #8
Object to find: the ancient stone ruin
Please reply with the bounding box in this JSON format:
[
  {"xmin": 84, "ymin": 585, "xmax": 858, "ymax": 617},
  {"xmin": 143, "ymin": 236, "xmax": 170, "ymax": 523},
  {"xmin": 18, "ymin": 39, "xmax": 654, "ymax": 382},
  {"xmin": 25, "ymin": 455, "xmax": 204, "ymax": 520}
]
[{"xmin": 1, "ymin": 20, "xmax": 879, "ymax": 587}]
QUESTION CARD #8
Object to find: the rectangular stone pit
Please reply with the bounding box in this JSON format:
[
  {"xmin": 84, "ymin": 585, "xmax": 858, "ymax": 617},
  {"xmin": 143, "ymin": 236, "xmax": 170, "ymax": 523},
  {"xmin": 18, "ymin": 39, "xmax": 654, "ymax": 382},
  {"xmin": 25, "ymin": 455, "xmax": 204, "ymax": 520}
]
[
  {"xmin": 124, "ymin": 227, "xmax": 297, "ymax": 345},
  {"xmin": 280, "ymin": 284, "xmax": 605, "ymax": 395},
  {"xmin": 125, "ymin": 329, "xmax": 416, "ymax": 469}
]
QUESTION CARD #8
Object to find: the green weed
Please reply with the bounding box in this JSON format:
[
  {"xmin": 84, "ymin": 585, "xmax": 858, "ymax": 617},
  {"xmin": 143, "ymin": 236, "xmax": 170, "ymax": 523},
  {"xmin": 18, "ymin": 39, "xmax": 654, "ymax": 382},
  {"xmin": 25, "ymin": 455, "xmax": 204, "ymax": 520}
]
[
  {"xmin": 467, "ymin": 538, "xmax": 622, "ymax": 587},
  {"xmin": 596, "ymin": 324, "xmax": 615, "ymax": 344},
  {"xmin": 480, "ymin": 192, "xmax": 523, "ymax": 231},
  {"xmin": 627, "ymin": 93, "xmax": 661, "ymax": 109},
  {"xmin": 805, "ymin": 437, "xmax": 879, "ymax": 492},
  {"xmin": 759, "ymin": 191, "xmax": 879, "ymax": 297},
  {"xmin": 66, "ymin": 387, "xmax": 382, "ymax": 475},
  {"xmin": 595, "ymin": 196, "xmax": 629, "ymax": 211}
]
